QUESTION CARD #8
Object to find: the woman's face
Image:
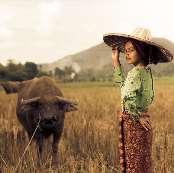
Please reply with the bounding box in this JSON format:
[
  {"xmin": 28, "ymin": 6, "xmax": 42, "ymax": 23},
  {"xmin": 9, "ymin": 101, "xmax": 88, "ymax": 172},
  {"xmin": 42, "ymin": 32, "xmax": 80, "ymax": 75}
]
[{"xmin": 124, "ymin": 41, "xmax": 140, "ymax": 65}]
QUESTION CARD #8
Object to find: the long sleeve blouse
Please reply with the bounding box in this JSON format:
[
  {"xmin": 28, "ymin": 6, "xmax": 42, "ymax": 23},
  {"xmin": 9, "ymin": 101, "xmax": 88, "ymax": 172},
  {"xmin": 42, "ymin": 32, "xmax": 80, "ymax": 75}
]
[{"xmin": 113, "ymin": 64, "xmax": 154, "ymax": 121}]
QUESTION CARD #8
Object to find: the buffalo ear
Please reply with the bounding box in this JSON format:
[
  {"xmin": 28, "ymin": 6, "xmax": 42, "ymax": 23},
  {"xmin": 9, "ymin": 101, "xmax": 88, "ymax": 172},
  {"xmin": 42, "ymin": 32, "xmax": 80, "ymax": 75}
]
[
  {"xmin": 1, "ymin": 81, "xmax": 21, "ymax": 94},
  {"xmin": 56, "ymin": 96, "xmax": 78, "ymax": 112}
]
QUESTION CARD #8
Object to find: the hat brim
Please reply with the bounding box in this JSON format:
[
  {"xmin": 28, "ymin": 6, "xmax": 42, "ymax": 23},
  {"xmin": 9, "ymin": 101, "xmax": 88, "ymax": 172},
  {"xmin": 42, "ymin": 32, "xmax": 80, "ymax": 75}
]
[{"xmin": 103, "ymin": 33, "xmax": 173, "ymax": 63}]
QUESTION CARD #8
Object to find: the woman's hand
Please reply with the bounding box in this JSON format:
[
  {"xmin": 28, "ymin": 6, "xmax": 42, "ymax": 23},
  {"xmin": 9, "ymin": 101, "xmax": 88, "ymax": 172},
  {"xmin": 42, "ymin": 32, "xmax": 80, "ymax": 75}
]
[
  {"xmin": 112, "ymin": 47, "xmax": 120, "ymax": 68},
  {"xmin": 139, "ymin": 113, "xmax": 152, "ymax": 131}
]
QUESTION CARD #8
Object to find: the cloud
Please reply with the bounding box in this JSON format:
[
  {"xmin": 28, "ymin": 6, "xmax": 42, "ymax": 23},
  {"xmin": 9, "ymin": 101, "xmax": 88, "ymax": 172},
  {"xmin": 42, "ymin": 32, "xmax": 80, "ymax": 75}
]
[
  {"xmin": 36, "ymin": 0, "xmax": 63, "ymax": 35},
  {"xmin": 0, "ymin": 0, "xmax": 173, "ymax": 65}
]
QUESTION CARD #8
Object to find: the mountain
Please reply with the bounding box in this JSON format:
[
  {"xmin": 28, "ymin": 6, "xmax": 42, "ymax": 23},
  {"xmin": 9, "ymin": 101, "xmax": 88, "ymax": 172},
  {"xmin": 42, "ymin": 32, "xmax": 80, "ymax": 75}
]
[{"xmin": 41, "ymin": 37, "xmax": 174, "ymax": 77}]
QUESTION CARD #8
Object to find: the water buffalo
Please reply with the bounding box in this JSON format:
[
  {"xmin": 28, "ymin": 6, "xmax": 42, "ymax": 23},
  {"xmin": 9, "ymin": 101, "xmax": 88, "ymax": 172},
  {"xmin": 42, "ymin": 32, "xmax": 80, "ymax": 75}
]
[{"xmin": 1, "ymin": 76, "xmax": 77, "ymax": 166}]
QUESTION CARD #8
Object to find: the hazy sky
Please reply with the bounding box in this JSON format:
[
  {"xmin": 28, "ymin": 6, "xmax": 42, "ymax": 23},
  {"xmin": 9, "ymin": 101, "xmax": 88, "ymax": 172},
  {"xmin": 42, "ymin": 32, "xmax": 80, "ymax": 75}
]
[{"xmin": 0, "ymin": 0, "xmax": 174, "ymax": 64}]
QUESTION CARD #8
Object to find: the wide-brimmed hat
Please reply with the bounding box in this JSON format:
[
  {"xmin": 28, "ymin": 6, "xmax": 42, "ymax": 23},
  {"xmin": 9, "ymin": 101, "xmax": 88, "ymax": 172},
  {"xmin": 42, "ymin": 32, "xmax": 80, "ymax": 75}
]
[{"xmin": 103, "ymin": 27, "xmax": 173, "ymax": 63}]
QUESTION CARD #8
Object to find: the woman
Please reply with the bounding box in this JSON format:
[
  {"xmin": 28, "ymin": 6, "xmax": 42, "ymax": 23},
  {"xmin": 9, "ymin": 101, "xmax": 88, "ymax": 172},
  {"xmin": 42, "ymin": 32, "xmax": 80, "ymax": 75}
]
[{"xmin": 103, "ymin": 28, "xmax": 173, "ymax": 173}]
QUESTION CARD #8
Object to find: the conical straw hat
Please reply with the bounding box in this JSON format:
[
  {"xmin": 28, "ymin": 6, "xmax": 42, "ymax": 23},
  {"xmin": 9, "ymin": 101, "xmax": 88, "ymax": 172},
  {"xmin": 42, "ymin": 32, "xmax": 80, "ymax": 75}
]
[{"xmin": 103, "ymin": 27, "xmax": 173, "ymax": 63}]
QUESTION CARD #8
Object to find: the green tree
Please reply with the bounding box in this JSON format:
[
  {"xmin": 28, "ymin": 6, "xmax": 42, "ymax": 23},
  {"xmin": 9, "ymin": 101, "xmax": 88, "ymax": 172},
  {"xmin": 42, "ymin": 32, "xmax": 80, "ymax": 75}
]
[
  {"xmin": 54, "ymin": 67, "xmax": 65, "ymax": 80},
  {"xmin": 24, "ymin": 62, "xmax": 39, "ymax": 79}
]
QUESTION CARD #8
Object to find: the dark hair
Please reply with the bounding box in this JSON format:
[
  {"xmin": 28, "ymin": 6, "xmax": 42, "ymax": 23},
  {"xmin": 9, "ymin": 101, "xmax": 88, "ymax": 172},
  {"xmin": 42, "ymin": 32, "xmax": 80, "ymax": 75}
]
[{"xmin": 124, "ymin": 38, "xmax": 158, "ymax": 66}]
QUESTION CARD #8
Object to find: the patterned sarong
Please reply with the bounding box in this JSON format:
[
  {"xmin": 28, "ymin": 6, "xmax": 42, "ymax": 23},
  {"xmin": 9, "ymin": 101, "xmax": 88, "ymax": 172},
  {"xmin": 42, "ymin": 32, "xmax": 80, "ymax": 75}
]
[{"xmin": 117, "ymin": 110, "xmax": 153, "ymax": 173}]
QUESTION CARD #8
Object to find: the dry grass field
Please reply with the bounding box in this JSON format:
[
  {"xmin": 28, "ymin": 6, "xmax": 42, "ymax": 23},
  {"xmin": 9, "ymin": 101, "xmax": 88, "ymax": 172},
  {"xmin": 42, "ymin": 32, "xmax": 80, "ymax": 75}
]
[{"xmin": 0, "ymin": 78, "xmax": 174, "ymax": 173}]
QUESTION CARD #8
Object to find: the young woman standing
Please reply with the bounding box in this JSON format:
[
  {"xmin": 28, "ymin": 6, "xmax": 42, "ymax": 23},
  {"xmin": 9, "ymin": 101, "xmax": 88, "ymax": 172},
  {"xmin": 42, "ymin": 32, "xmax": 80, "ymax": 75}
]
[{"xmin": 103, "ymin": 28, "xmax": 173, "ymax": 173}]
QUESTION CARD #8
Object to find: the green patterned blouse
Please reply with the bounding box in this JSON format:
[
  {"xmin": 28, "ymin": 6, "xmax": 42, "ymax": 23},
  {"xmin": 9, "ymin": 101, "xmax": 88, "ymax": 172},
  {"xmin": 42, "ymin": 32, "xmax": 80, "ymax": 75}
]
[{"xmin": 113, "ymin": 65, "xmax": 154, "ymax": 121}]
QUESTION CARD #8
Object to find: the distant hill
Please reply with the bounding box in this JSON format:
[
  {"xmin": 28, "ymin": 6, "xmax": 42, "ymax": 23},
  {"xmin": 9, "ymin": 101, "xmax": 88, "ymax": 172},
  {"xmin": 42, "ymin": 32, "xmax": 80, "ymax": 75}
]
[{"xmin": 41, "ymin": 37, "xmax": 174, "ymax": 78}]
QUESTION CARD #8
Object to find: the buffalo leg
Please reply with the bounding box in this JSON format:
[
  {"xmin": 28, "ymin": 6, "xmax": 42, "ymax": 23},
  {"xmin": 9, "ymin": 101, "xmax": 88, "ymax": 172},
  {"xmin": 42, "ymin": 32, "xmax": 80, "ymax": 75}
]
[
  {"xmin": 52, "ymin": 133, "xmax": 60, "ymax": 166},
  {"xmin": 36, "ymin": 133, "xmax": 44, "ymax": 167}
]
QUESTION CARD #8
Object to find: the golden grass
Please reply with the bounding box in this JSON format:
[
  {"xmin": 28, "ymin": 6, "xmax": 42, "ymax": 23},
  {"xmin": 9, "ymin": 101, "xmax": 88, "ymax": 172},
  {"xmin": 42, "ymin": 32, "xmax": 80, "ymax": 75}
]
[{"xmin": 0, "ymin": 78, "xmax": 174, "ymax": 172}]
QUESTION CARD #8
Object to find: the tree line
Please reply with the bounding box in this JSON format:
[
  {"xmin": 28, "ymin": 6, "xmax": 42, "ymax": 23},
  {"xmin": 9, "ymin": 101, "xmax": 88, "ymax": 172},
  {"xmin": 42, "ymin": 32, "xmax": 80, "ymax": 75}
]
[
  {"xmin": 0, "ymin": 60, "xmax": 114, "ymax": 82},
  {"xmin": 54, "ymin": 64, "xmax": 113, "ymax": 82},
  {"xmin": 0, "ymin": 60, "xmax": 49, "ymax": 81}
]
